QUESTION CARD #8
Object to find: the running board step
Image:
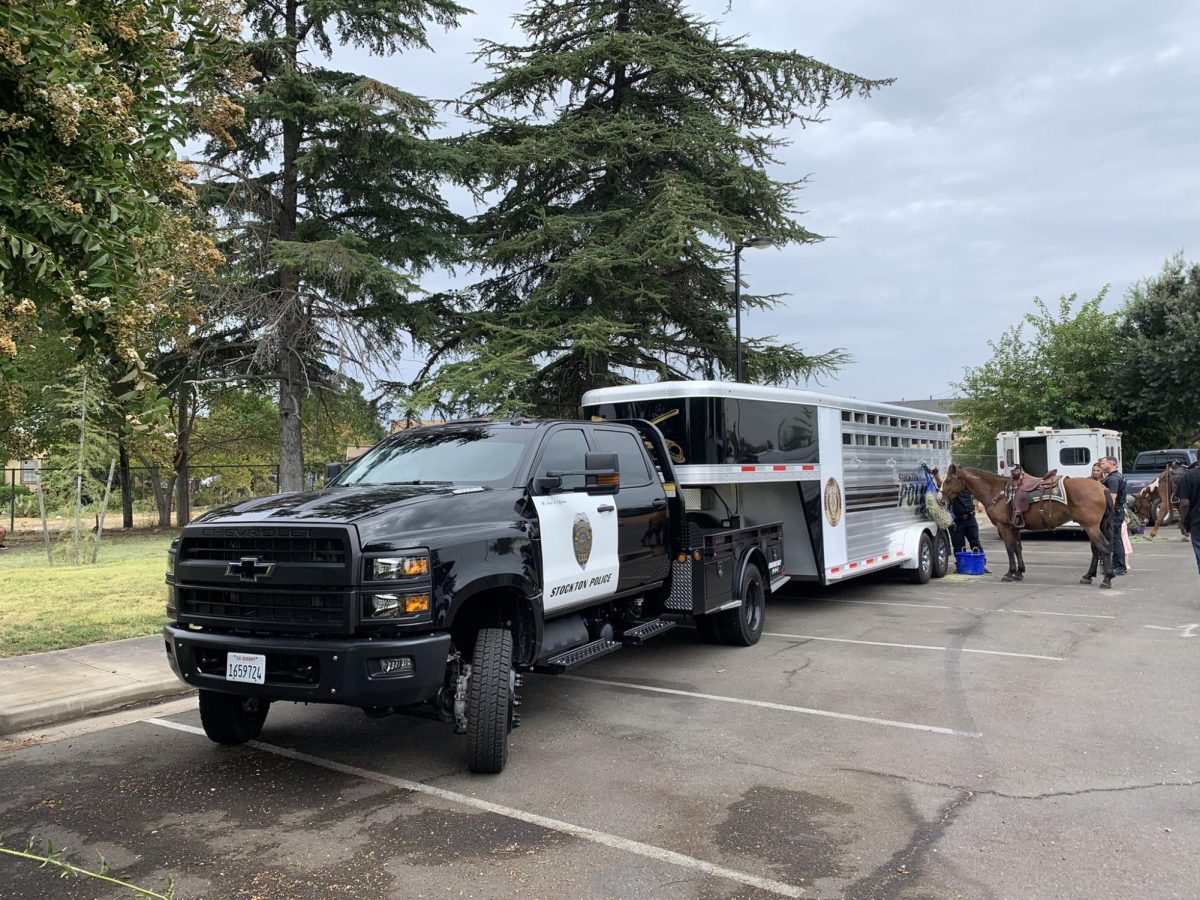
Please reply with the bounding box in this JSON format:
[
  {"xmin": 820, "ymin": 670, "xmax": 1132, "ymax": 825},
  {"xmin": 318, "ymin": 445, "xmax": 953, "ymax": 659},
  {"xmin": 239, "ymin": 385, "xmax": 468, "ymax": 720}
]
[
  {"xmin": 543, "ymin": 638, "xmax": 621, "ymax": 673},
  {"xmin": 620, "ymin": 618, "xmax": 676, "ymax": 645}
]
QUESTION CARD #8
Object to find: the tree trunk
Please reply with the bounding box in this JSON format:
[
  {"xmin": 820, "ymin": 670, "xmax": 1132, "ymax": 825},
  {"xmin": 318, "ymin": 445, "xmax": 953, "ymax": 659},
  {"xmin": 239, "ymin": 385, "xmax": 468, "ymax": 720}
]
[
  {"xmin": 118, "ymin": 439, "xmax": 133, "ymax": 529},
  {"xmin": 147, "ymin": 464, "xmax": 172, "ymax": 528},
  {"xmin": 276, "ymin": 0, "xmax": 305, "ymax": 493},
  {"xmin": 174, "ymin": 384, "xmax": 191, "ymax": 526}
]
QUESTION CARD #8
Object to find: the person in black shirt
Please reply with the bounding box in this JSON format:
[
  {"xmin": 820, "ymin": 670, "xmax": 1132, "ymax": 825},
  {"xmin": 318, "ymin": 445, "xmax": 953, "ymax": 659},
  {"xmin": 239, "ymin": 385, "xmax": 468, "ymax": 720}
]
[
  {"xmin": 1177, "ymin": 463, "xmax": 1200, "ymax": 575},
  {"xmin": 949, "ymin": 489, "xmax": 981, "ymax": 555},
  {"xmin": 1100, "ymin": 456, "xmax": 1128, "ymax": 575}
]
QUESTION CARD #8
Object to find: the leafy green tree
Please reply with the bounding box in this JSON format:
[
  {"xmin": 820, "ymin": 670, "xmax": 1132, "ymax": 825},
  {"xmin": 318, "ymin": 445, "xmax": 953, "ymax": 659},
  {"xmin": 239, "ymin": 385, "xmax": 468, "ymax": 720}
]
[
  {"xmin": 409, "ymin": 0, "xmax": 885, "ymax": 417},
  {"xmin": 954, "ymin": 292, "xmax": 1120, "ymax": 461},
  {"xmin": 200, "ymin": 0, "xmax": 467, "ymax": 491},
  {"xmin": 0, "ymin": 0, "xmax": 245, "ymax": 425},
  {"xmin": 1113, "ymin": 255, "xmax": 1200, "ymax": 454}
]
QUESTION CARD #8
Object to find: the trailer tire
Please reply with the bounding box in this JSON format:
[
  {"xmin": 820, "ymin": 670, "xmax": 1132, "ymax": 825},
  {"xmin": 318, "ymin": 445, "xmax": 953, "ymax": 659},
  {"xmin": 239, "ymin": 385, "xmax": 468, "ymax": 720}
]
[
  {"xmin": 717, "ymin": 564, "xmax": 765, "ymax": 646},
  {"xmin": 467, "ymin": 627, "xmax": 513, "ymax": 774},
  {"xmin": 932, "ymin": 529, "xmax": 951, "ymax": 579},
  {"xmin": 909, "ymin": 532, "xmax": 934, "ymax": 584},
  {"xmin": 198, "ymin": 690, "xmax": 270, "ymax": 745}
]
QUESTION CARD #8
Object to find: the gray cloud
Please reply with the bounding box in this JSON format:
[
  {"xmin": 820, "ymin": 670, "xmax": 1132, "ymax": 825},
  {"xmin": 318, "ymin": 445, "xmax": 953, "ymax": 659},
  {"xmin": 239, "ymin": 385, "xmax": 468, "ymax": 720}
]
[{"xmin": 331, "ymin": 1, "xmax": 1199, "ymax": 401}]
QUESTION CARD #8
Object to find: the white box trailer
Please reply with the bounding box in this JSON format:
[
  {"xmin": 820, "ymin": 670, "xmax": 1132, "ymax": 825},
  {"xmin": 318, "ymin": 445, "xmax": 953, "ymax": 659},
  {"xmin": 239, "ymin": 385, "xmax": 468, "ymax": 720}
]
[
  {"xmin": 995, "ymin": 427, "xmax": 1122, "ymax": 479},
  {"xmin": 582, "ymin": 381, "xmax": 953, "ymax": 587}
]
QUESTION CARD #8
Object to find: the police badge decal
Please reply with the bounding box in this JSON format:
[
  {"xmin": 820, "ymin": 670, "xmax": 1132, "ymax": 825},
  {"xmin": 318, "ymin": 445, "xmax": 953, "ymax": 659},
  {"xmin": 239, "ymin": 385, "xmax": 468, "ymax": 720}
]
[
  {"xmin": 572, "ymin": 513, "xmax": 593, "ymax": 568},
  {"xmin": 823, "ymin": 477, "xmax": 843, "ymax": 527}
]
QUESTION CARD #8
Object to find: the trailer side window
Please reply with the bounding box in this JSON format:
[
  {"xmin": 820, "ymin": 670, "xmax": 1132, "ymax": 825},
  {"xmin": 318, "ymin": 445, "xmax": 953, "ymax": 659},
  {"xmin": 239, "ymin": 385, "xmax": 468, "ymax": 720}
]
[
  {"xmin": 842, "ymin": 411, "xmax": 851, "ymax": 421},
  {"xmin": 1060, "ymin": 447, "xmax": 1090, "ymax": 466},
  {"xmin": 593, "ymin": 429, "xmax": 652, "ymax": 486}
]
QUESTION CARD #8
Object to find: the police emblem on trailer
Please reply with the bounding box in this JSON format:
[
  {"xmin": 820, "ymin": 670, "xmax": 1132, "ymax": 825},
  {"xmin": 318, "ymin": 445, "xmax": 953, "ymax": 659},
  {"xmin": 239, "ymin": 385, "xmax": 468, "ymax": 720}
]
[
  {"xmin": 572, "ymin": 513, "xmax": 593, "ymax": 568},
  {"xmin": 824, "ymin": 477, "xmax": 843, "ymax": 527}
]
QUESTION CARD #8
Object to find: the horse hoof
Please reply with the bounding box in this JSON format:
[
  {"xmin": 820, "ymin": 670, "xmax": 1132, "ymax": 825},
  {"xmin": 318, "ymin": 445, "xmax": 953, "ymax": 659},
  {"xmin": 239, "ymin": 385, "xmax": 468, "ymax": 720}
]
[
  {"xmin": 1001, "ymin": 575, "xmax": 1014, "ymax": 583},
  {"xmin": 1013, "ymin": 573, "xmax": 1024, "ymax": 581},
  {"xmin": 1080, "ymin": 577, "xmax": 1093, "ymax": 585},
  {"xmin": 1100, "ymin": 581, "xmax": 1112, "ymax": 589}
]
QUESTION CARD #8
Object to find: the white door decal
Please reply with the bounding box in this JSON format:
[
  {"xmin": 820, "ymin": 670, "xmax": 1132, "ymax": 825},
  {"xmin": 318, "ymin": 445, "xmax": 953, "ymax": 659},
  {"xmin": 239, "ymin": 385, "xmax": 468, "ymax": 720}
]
[{"xmin": 534, "ymin": 494, "xmax": 620, "ymax": 614}]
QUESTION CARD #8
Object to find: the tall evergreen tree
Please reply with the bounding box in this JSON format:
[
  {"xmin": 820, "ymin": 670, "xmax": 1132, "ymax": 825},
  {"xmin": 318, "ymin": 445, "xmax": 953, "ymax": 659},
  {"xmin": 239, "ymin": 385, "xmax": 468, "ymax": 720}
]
[
  {"xmin": 202, "ymin": 0, "xmax": 467, "ymax": 490},
  {"xmin": 409, "ymin": 0, "xmax": 888, "ymax": 417}
]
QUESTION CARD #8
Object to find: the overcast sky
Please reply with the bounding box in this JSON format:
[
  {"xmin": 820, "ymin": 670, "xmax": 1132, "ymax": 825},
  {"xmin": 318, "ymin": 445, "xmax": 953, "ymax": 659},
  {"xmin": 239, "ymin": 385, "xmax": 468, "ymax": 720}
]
[{"xmin": 334, "ymin": 0, "xmax": 1200, "ymax": 403}]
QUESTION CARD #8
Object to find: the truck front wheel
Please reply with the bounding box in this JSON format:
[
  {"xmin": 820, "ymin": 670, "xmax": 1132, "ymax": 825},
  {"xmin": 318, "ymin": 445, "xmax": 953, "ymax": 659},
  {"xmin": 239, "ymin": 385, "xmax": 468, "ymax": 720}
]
[
  {"xmin": 198, "ymin": 690, "xmax": 270, "ymax": 745},
  {"xmin": 467, "ymin": 627, "xmax": 514, "ymax": 774},
  {"xmin": 717, "ymin": 564, "xmax": 765, "ymax": 646}
]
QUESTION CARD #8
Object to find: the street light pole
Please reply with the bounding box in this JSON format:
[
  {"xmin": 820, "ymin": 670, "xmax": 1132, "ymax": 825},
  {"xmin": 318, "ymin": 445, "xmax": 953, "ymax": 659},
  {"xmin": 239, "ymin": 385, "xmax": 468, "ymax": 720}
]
[{"xmin": 733, "ymin": 237, "xmax": 774, "ymax": 383}]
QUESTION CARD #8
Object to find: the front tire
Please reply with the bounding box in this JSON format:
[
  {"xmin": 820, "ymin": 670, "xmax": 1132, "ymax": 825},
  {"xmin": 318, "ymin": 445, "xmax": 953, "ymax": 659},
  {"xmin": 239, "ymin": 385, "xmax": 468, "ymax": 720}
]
[
  {"xmin": 198, "ymin": 690, "xmax": 270, "ymax": 745},
  {"xmin": 467, "ymin": 627, "xmax": 514, "ymax": 774},
  {"xmin": 717, "ymin": 563, "xmax": 766, "ymax": 646},
  {"xmin": 932, "ymin": 529, "xmax": 951, "ymax": 579},
  {"xmin": 909, "ymin": 532, "xmax": 934, "ymax": 584}
]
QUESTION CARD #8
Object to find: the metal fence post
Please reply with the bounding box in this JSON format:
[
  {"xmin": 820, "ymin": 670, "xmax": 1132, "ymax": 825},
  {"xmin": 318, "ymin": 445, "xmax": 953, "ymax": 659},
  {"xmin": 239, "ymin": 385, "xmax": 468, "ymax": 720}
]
[{"xmin": 9, "ymin": 468, "xmax": 14, "ymax": 533}]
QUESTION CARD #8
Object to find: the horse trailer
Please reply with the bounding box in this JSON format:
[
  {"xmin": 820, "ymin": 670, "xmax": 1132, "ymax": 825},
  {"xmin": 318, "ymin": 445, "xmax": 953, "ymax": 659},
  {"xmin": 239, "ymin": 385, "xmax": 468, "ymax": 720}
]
[
  {"xmin": 582, "ymin": 381, "xmax": 953, "ymax": 587},
  {"xmin": 995, "ymin": 427, "xmax": 1122, "ymax": 479}
]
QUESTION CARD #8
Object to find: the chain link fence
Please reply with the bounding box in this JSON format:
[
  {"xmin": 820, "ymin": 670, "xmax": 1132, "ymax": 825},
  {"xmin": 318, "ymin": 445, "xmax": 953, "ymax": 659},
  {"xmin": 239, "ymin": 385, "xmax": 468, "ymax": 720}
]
[{"xmin": 3, "ymin": 463, "xmax": 330, "ymax": 534}]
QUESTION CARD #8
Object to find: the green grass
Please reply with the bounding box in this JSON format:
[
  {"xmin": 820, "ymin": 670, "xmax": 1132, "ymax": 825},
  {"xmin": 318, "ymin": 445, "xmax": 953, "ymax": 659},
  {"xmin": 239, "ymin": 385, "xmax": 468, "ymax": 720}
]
[{"xmin": 0, "ymin": 533, "xmax": 175, "ymax": 658}]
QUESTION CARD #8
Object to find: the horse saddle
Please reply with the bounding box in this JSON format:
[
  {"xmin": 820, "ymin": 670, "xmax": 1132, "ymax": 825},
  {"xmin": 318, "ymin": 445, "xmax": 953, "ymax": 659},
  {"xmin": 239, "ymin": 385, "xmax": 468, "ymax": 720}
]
[{"xmin": 1006, "ymin": 472, "xmax": 1065, "ymax": 527}]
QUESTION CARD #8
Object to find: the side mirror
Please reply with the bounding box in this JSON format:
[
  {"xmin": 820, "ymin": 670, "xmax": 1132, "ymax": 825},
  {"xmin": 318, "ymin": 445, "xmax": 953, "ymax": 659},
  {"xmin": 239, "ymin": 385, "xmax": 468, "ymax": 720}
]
[
  {"xmin": 583, "ymin": 451, "xmax": 620, "ymax": 495},
  {"xmin": 324, "ymin": 461, "xmax": 343, "ymax": 485},
  {"xmin": 533, "ymin": 475, "xmax": 563, "ymax": 494}
]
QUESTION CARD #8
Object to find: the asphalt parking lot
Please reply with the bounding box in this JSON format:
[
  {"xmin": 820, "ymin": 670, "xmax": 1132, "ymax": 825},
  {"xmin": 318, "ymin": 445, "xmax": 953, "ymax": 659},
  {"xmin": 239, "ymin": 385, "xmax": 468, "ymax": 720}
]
[{"xmin": 3, "ymin": 531, "xmax": 1198, "ymax": 899}]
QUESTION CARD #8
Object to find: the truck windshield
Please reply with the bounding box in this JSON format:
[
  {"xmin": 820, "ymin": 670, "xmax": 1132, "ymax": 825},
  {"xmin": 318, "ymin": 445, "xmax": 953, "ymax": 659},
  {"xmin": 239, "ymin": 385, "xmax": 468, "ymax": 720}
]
[{"xmin": 336, "ymin": 426, "xmax": 531, "ymax": 488}]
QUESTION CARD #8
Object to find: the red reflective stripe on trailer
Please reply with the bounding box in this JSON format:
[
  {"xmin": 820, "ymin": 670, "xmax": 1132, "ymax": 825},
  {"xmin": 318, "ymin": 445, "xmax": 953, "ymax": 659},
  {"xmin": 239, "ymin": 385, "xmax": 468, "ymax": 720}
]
[
  {"xmin": 882, "ymin": 554, "xmax": 890, "ymax": 560},
  {"xmin": 830, "ymin": 566, "xmax": 841, "ymax": 574},
  {"xmin": 741, "ymin": 466, "xmax": 756, "ymax": 472},
  {"xmin": 896, "ymin": 551, "xmax": 905, "ymax": 557},
  {"xmin": 848, "ymin": 562, "xmax": 859, "ymax": 569},
  {"xmin": 801, "ymin": 465, "xmax": 815, "ymax": 471},
  {"xmin": 772, "ymin": 465, "xmax": 786, "ymax": 471},
  {"xmin": 866, "ymin": 558, "xmax": 875, "ymax": 564}
]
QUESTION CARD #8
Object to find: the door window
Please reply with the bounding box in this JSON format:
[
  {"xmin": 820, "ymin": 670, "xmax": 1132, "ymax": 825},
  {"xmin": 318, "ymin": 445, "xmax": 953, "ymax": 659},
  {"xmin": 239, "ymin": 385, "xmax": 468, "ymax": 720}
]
[
  {"xmin": 593, "ymin": 429, "xmax": 651, "ymax": 486},
  {"xmin": 536, "ymin": 429, "xmax": 590, "ymax": 490}
]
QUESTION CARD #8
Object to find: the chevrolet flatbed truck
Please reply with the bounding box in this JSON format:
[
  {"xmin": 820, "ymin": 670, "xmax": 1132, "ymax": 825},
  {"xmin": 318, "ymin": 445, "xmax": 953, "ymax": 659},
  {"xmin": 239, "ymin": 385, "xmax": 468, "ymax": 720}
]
[{"xmin": 164, "ymin": 417, "xmax": 784, "ymax": 773}]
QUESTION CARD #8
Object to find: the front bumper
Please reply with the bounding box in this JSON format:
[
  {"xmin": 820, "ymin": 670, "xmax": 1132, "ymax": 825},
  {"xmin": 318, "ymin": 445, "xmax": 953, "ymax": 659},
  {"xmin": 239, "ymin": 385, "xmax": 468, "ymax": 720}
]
[{"xmin": 163, "ymin": 626, "xmax": 452, "ymax": 708}]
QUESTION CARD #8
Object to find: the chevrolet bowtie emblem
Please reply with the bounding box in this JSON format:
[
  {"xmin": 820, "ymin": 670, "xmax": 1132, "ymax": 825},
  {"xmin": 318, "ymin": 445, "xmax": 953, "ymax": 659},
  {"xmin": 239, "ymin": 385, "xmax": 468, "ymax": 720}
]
[{"xmin": 226, "ymin": 556, "xmax": 276, "ymax": 582}]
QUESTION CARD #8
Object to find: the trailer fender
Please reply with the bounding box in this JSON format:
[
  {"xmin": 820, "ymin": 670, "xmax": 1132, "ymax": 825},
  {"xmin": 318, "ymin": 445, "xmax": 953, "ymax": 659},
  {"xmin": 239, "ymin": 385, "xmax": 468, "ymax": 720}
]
[{"xmin": 898, "ymin": 523, "xmax": 938, "ymax": 569}]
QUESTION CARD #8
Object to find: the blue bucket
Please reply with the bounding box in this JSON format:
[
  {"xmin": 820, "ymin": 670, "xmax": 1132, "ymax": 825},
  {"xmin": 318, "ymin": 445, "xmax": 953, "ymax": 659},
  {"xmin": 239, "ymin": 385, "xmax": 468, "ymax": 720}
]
[{"xmin": 955, "ymin": 551, "xmax": 987, "ymax": 576}]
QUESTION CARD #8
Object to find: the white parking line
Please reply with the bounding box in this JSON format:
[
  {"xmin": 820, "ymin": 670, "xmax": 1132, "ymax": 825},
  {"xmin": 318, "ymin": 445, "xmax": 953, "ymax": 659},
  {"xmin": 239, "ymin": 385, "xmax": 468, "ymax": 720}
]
[
  {"xmin": 147, "ymin": 718, "xmax": 806, "ymax": 898},
  {"xmin": 762, "ymin": 631, "xmax": 1064, "ymax": 661},
  {"xmin": 562, "ymin": 676, "xmax": 981, "ymax": 737},
  {"xmin": 809, "ymin": 597, "xmax": 1116, "ymax": 620}
]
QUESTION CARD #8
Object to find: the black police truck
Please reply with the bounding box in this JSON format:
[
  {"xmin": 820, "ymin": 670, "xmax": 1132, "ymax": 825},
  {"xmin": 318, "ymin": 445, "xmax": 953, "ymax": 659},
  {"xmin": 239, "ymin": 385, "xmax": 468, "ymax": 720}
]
[{"xmin": 164, "ymin": 418, "xmax": 783, "ymax": 772}]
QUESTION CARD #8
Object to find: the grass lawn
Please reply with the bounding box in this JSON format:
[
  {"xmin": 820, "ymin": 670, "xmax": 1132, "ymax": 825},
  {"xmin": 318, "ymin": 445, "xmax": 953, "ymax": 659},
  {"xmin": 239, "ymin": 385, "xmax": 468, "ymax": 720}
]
[{"xmin": 0, "ymin": 532, "xmax": 175, "ymax": 658}]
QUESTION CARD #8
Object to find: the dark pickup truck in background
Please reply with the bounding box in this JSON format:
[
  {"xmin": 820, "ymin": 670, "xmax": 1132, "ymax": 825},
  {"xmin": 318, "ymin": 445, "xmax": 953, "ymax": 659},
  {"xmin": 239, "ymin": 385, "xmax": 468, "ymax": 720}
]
[{"xmin": 1125, "ymin": 448, "xmax": 1198, "ymax": 495}]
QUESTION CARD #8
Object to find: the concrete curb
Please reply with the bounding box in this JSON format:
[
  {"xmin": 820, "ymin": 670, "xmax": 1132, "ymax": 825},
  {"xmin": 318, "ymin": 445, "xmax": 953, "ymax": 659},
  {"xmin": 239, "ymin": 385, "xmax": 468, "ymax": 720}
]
[{"xmin": 0, "ymin": 680, "xmax": 195, "ymax": 736}]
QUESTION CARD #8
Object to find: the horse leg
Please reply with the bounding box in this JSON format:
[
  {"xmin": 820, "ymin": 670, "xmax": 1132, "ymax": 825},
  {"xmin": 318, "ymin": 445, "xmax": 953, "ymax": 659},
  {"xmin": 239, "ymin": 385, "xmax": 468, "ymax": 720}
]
[
  {"xmin": 1150, "ymin": 501, "xmax": 1168, "ymax": 540},
  {"xmin": 1013, "ymin": 533, "xmax": 1026, "ymax": 580},
  {"xmin": 998, "ymin": 526, "xmax": 1019, "ymax": 582},
  {"xmin": 1082, "ymin": 525, "xmax": 1102, "ymax": 584}
]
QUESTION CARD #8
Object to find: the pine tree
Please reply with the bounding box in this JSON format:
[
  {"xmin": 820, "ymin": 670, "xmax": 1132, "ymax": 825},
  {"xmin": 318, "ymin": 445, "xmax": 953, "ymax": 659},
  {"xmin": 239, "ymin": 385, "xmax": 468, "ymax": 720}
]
[
  {"xmin": 201, "ymin": 0, "xmax": 467, "ymax": 490},
  {"xmin": 410, "ymin": 0, "xmax": 889, "ymax": 417}
]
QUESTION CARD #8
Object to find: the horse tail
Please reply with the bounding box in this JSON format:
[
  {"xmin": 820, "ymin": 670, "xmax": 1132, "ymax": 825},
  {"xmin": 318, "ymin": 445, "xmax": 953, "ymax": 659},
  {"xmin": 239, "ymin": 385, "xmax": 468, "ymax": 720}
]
[{"xmin": 1100, "ymin": 487, "xmax": 1114, "ymax": 537}]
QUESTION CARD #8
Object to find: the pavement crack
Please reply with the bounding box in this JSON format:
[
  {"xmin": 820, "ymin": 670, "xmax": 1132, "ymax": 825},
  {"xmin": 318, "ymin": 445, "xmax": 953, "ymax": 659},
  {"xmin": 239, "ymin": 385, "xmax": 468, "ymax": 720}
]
[{"xmin": 837, "ymin": 766, "xmax": 1200, "ymax": 801}]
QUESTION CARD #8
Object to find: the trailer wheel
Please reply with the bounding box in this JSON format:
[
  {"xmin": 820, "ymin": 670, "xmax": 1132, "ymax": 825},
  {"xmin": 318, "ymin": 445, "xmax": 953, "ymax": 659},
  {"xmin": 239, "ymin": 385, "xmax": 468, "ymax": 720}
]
[
  {"xmin": 198, "ymin": 690, "xmax": 270, "ymax": 745},
  {"xmin": 467, "ymin": 627, "xmax": 514, "ymax": 774},
  {"xmin": 932, "ymin": 529, "xmax": 951, "ymax": 579},
  {"xmin": 909, "ymin": 532, "xmax": 934, "ymax": 584},
  {"xmin": 717, "ymin": 564, "xmax": 765, "ymax": 646}
]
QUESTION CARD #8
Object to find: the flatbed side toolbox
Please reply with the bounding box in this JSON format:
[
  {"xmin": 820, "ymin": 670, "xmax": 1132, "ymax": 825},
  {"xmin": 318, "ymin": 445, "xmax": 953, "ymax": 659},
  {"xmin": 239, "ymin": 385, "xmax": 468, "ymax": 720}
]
[{"xmin": 665, "ymin": 522, "xmax": 783, "ymax": 616}]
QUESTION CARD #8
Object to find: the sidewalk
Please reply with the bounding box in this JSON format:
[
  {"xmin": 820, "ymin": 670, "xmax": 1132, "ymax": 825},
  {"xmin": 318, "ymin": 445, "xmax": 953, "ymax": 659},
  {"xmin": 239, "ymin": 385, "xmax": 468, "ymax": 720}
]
[{"xmin": 0, "ymin": 635, "xmax": 192, "ymax": 735}]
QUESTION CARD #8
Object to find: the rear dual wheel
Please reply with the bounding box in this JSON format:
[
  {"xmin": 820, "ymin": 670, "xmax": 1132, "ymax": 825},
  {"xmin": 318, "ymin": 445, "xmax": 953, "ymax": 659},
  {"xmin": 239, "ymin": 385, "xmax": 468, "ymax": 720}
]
[
  {"xmin": 694, "ymin": 563, "xmax": 766, "ymax": 647},
  {"xmin": 198, "ymin": 690, "xmax": 270, "ymax": 745}
]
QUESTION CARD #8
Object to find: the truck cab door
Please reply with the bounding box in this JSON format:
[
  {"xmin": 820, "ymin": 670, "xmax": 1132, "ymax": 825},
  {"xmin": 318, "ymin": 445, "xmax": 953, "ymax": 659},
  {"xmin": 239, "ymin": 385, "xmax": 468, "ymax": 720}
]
[
  {"xmin": 591, "ymin": 426, "xmax": 670, "ymax": 592},
  {"xmin": 530, "ymin": 427, "xmax": 620, "ymax": 615}
]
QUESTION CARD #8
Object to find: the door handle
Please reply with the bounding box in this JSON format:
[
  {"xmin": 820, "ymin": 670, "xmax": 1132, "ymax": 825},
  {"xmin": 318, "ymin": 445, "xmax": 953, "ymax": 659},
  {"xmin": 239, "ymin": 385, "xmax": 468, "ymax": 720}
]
[
  {"xmin": 651, "ymin": 497, "xmax": 667, "ymax": 508},
  {"xmin": 597, "ymin": 504, "xmax": 616, "ymax": 513}
]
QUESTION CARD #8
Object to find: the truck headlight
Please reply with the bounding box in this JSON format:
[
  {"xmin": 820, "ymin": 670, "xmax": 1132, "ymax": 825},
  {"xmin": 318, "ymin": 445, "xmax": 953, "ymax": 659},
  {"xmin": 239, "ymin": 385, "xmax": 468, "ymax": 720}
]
[
  {"xmin": 365, "ymin": 592, "xmax": 431, "ymax": 618},
  {"xmin": 365, "ymin": 554, "xmax": 429, "ymax": 580},
  {"xmin": 166, "ymin": 539, "xmax": 179, "ymax": 576}
]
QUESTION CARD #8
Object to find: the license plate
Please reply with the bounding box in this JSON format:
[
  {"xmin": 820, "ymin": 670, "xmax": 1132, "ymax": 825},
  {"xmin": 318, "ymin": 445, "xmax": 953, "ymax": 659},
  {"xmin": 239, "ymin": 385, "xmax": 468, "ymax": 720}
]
[{"xmin": 226, "ymin": 652, "xmax": 266, "ymax": 685}]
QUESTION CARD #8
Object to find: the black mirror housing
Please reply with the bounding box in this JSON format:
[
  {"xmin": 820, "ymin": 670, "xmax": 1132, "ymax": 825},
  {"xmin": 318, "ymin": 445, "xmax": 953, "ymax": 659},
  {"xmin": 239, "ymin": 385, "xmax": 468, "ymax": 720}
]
[
  {"xmin": 583, "ymin": 451, "xmax": 620, "ymax": 495},
  {"xmin": 324, "ymin": 461, "xmax": 343, "ymax": 485}
]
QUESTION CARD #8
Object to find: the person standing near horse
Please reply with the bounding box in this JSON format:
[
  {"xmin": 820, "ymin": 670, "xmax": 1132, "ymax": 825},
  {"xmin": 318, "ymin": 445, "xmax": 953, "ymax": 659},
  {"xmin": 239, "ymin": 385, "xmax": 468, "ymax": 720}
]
[
  {"xmin": 949, "ymin": 486, "xmax": 981, "ymax": 554},
  {"xmin": 1177, "ymin": 463, "xmax": 1200, "ymax": 575},
  {"xmin": 1100, "ymin": 456, "xmax": 1128, "ymax": 575},
  {"xmin": 1091, "ymin": 463, "xmax": 1104, "ymax": 481}
]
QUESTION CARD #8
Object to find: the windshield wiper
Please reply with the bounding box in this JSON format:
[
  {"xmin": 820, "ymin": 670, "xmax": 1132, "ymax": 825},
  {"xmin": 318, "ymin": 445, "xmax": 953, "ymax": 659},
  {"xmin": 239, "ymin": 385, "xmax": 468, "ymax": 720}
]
[{"xmin": 378, "ymin": 480, "xmax": 452, "ymax": 486}]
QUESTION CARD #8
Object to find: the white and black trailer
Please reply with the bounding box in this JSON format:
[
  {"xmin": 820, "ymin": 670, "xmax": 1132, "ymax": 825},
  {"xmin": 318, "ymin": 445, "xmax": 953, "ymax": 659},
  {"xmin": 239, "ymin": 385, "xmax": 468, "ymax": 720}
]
[{"xmin": 582, "ymin": 381, "xmax": 954, "ymax": 588}]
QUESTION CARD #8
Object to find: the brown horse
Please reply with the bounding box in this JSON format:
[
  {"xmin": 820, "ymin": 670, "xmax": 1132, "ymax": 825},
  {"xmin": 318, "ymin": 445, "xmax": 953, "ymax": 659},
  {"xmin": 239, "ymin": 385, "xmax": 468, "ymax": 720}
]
[{"xmin": 940, "ymin": 465, "xmax": 1115, "ymax": 588}]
